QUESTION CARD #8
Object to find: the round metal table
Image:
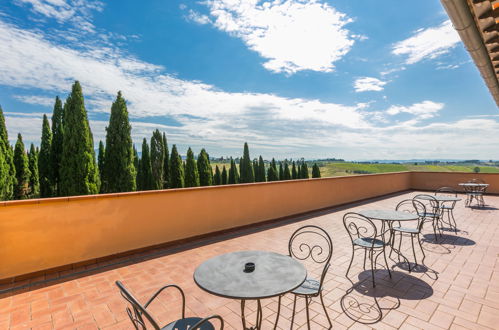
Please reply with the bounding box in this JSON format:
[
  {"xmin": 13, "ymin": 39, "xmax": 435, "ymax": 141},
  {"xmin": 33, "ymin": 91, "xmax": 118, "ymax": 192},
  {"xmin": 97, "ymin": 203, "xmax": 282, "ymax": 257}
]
[
  {"xmin": 415, "ymin": 195, "xmax": 461, "ymax": 203},
  {"xmin": 459, "ymin": 183, "xmax": 489, "ymax": 207},
  {"xmin": 358, "ymin": 210, "xmax": 419, "ymax": 271},
  {"xmin": 194, "ymin": 250, "xmax": 307, "ymax": 330},
  {"xmin": 415, "ymin": 195, "xmax": 462, "ymax": 232}
]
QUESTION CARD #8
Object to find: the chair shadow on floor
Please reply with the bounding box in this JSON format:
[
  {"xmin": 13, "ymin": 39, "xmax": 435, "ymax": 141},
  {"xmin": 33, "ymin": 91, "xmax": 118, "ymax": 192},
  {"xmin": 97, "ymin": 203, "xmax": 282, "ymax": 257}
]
[
  {"xmin": 341, "ymin": 270, "xmax": 433, "ymax": 325},
  {"xmin": 422, "ymin": 233, "xmax": 475, "ymax": 246}
]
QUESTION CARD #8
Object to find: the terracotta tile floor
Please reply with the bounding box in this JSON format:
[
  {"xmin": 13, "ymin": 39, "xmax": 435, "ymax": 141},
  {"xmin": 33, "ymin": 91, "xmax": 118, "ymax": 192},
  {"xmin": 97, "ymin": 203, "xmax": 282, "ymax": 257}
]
[{"xmin": 1, "ymin": 191, "xmax": 499, "ymax": 329}]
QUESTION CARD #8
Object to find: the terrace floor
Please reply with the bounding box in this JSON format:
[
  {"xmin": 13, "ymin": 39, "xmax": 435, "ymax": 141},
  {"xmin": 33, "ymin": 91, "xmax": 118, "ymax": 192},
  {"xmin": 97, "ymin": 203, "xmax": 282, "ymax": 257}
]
[{"xmin": 1, "ymin": 191, "xmax": 499, "ymax": 329}]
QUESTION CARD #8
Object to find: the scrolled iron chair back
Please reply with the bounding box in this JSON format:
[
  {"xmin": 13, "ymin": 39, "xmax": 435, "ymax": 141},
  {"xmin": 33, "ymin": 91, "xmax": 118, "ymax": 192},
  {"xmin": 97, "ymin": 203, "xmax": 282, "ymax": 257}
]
[
  {"xmin": 116, "ymin": 281, "xmax": 161, "ymax": 330},
  {"xmin": 413, "ymin": 194, "xmax": 439, "ymax": 214},
  {"xmin": 395, "ymin": 199, "xmax": 426, "ymax": 231},
  {"xmin": 343, "ymin": 212, "xmax": 378, "ymax": 243},
  {"xmin": 288, "ymin": 225, "xmax": 332, "ymax": 291}
]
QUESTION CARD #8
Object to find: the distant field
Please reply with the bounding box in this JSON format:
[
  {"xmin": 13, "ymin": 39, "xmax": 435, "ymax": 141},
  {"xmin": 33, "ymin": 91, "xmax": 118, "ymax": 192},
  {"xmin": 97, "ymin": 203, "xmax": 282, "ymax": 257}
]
[{"xmin": 210, "ymin": 161, "xmax": 499, "ymax": 178}]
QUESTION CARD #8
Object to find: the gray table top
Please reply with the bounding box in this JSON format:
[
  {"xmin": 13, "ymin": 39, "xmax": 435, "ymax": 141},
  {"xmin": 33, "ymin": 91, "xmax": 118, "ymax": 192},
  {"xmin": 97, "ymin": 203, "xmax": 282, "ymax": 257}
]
[
  {"xmin": 194, "ymin": 250, "xmax": 307, "ymax": 300},
  {"xmin": 417, "ymin": 195, "xmax": 462, "ymax": 202},
  {"xmin": 358, "ymin": 210, "xmax": 419, "ymax": 221},
  {"xmin": 458, "ymin": 183, "xmax": 489, "ymax": 187}
]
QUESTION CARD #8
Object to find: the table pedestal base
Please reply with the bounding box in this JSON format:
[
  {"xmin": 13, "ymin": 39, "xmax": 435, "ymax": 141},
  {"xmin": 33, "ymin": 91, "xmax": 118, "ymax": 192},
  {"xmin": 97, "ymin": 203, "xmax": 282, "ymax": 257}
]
[{"xmin": 241, "ymin": 299, "xmax": 262, "ymax": 330}]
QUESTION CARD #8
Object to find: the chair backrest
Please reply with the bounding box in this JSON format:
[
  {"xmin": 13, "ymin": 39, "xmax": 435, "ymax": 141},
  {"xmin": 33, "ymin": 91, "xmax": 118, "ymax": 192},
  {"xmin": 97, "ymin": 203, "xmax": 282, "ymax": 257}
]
[
  {"xmin": 435, "ymin": 187, "xmax": 457, "ymax": 197},
  {"xmin": 116, "ymin": 281, "xmax": 161, "ymax": 330},
  {"xmin": 288, "ymin": 225, "xmax": 332, "ymax": 291},
  {"xmin": 395, "ymin": 199, "xmax": 426, "ymax": 230},
  {"xmin": 343, "ymin": 212, "xmax": 378, "ymax": 244},
  {"xmin": 413, "ymin": 194, "xmax": 438, "ymax": 213}
]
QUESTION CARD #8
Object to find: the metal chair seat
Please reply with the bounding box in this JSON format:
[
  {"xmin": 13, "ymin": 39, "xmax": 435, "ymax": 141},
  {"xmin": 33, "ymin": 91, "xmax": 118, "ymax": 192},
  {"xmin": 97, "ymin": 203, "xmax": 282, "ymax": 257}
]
[
  {"xmin": 292, "ymin": 277, "xmax": 320, "ymax": 296},
  {"xmin": 423, "ymin": 212, "xmax": 439, "ymax": 218},
  {"xmin": 163, "ymin": 317, "xmax": 215, "ymax": 330},
  {"xmin": 392, "ymin": 226, "xmax": 418, "ymax": 234},
  {"xmin": 467, "ymin": 192, "xmax": 483, "ymax": 196},
  {"xmin": 440, "ymin": 205, "xmax": 454, "ymax": 210},
  {"xmin": 353, "ymin": 237, "xmax": 385, "ymax": 248}
]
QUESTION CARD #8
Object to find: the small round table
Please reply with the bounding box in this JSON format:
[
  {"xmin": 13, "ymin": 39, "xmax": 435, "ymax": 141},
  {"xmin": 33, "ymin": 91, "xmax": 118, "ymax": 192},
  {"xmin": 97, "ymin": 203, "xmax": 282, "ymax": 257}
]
[
  {"xmin": 458, "ymin": 183, "xmax": 489, "ymax": 207},
  {"xmin": 358, "ymin": 210, "xmax": 419, "ymax": 270},
  {"xmin": 194, "ymin": 250, "xmax": 307, "ymax": 330}
]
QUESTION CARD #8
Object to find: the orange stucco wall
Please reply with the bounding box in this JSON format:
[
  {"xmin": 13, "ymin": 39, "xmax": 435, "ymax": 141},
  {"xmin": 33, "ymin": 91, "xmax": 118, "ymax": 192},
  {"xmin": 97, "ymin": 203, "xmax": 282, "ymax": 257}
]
[
  {"xmin": 410, "ymin": 172, "xmax": 499, "ymax": 194},
  {"xmin": 0, "ymin": 172, "xmax": 411, "ymax": 280}
]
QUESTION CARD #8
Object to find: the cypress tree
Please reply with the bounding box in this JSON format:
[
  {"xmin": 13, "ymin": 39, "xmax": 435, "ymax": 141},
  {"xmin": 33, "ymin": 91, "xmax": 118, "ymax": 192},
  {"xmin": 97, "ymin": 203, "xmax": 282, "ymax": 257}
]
[
  {"xmin": 197, "ymin": 149, "xmax": 213, "ymax": 186},
  {"xmin": 98, "ymin": 140, "xmax": 105, "ymax": 181},
  {"xmin": 228, "ymin": 158, "xmax": 239, "ymax": 184},
  {"xmin": 149, "ymin": 129, "xmax": 164, "ymax": 190},
  {"xmin": 162, "ymin": 133, "xmax": 169, "ymax": 188},
  {"xmin": 38, "ymin": 114, "xmax": 52, "ymax": 197},
  {"xmin": 137, "ymin": 138, "xmax": 153, "ymax": 190},
  {"xmin": 169, "ymin": 144, "xmax": 184, "ymax": 188},
  {"xmin": 283, "ymin": 161, "xmax": 291, "ymax": 180},
  {"xmin": 214, "ymin": 165, "xmax": 221, "ymax": 185},
  {"xmin": 101, "ymin": 92, "xmax": 136, "ymax": 193},
  {"xmin": 301, "ymin": 162, "xmax": 309, "ymax": 179},
  {"xmin": 59, "ymin": 82, "xmax": 99, "ymax": 196},
  {"xmin": 185, "ymin": 147, "xmax": 199, "ymax": 187},
  {"xmin": 28, "ymin": 143, "xmax": 40, "ymax": 198},
  {"xmin": 14, "ymin": 134, "xmax": 30, "ymax": 199},
  {"xmin": 312, "ymin": 163, "xmax": 321, "ymax": 178},
  {"xmin": 267, "ymin": 158, "xmax": 278, "ymax": 182},
  {"xmin": 0, "ymin": 105, "xmax": 15, "ymax": 200},
  {"xmin": 50, "ymin": 96, "xmax": 64, "ymax": 196},
  {"xmin": 257, "ymin": 156, "xmax": 266, "ymax": 182},
  {"xmin": 292, "ymin": 161, "xmax": 297, "ymax": 179},
  {"xmin": 221, "ymin": 165, "xmax": 228, "ymax": 185},
  {"xmin": 239, "ymin": 142, "xmax": 255, "ymax": 183},
  {"xmin": 278, "ymin": 162, "xmax": 284, "ymax": 180}
]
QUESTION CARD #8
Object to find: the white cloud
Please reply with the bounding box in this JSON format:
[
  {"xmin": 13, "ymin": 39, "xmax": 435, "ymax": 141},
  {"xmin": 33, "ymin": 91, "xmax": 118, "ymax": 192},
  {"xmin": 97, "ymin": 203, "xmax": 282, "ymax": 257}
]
[
  {"xmin": 392, "ymin": 20, "xmax": 461, "ymax": 64},
  {"xmin": 13, "ymin": 95, "xmax": 54, "ymax": 106},
  {"xmin": 186, "ymin": 10, "xmax": 212, "ymax": 25},
  {"xmin": 353, "ymin": 77, "xmax": 387, "ymax": 92},
  {"xmin": 14, "ymin": 0, "xmax": 104, "ymax": 32},
  {"xmin": 386, "ymin": 101, "xmax": 444, "ymax": 120},
  {"xmin": 202, "ymin": 0, "xmax": 355, "ymax": 74}
]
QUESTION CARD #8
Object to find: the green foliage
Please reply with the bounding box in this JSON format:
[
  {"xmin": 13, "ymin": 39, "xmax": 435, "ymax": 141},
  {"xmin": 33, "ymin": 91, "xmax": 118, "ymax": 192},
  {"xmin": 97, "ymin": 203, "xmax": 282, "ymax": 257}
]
[
  {"xmin": 239, "ymin": 142, "xmax": 254, "ymax": 183},
  {"xmin": 256, "ymin": 156, "xmax": 266, "ymax": 182},
  {"xmin": 267, "ymin": 158, "xmax": 278, "ymax": 181},
  {"xmin": 137, "ymin": 138, "xmax": 153, "ymax": 190},
  {"xmin": 98, "ymin": 140, "xmax": 105, "ymax": 182},
  {"xmin": 14, "ymin": 134, "xmax": 30, "ymax": 199},
  {"xmin": 150, "ymin": 129, "xmax": 164, "ymax": 190},
  {"xmin": 473, "ymin": 166, "xmax": 480, "ymax": 173},
  {"xmin": 60, "ymin": 82, "xmax": 99, "ymax": 196},
  {"xmin": 221, "ymin": 165, "xmax": 227, "ymax": 185},
  {"xmin": 228, "ymin": 157, "xmax": 239, "ymax": 184},
  {"xmin": 50, "ymin": 96, "xmax": 64, "ymax": 196},
  {"xmin": 283, "ymin": 160, "xmax": 291, "ymax": 180},
  {"xmin": 214, "ymin": 165, "xmax": 221, "ymax": 185},
  {"xmin": 28, "ymin": 143, "xmax": 40, "ymax": 197},
  {"xmin": 300, "ymin": 162, "xmax": 309, "ymax": 179},
  {"xmin": 169, "ymin": 144, "xmax": 184, "ymax": 188},
  {"xmin": 185, "ymin": 147, "xmax": 200, "ymax": 187},
  {"xmin": 0, "ymin": 105, "xmax": 15, "ymax": 200},
  {"xmin": 162, "ymin": 133, "xmax": 169, "ymax": 188},
  {"xmin": 312, "ymin": 163, "xmax": 321, "ymax": 178},
  {"xmin": 38, "ymin": 115, "xmax": 52, "ymax": 197},
  {"xmin": 101, "ymin": 92, "xmax": 136, "ymax": 193},
  {"xmin": 278, "ymin": 162, "xmax": 283, "ymax": 180},
  {"xmin": 292, "ymin": 161, "xmax": 297, "ymax": 179},
  {"xmin": 197, "ymin": 148, "xmax": 213, "ymax": 186}
]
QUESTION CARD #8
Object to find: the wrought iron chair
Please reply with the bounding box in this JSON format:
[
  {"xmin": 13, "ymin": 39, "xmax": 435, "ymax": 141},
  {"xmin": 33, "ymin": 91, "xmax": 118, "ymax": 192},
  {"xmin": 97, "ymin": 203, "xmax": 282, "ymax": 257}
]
[
  {"xmin": 413, "ymin": 194, "xmax": 442, "ymax": 238},
  {"xmin": 284, "ymin": 225, "xmax": 333, "ymax": 330},
  {"xmin": 115, "ymin": 281, "xmax": 224, "ymax": 330},
  {"xmin": 435, "ymin": 187, "xmax": 458, "ymax": 233},
  {"xmin": 465, "ymin": 179, "xmax": 486, "ymax": 207},
  {"xmin": 343, "ymin": 212, "xmax": 391, "ymax": 288},
  {"xmin": 391, "ymin": 199, "xmax": 427, "ymax": 270}
]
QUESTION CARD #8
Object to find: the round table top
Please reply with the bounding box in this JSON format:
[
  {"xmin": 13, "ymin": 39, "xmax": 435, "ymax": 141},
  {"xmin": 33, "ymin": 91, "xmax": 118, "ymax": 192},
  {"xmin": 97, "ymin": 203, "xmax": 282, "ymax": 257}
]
[
  {"xmin": 358, "ymin": 209, "xmax": 419, "ymax": 221},
  {"xmin": 458, "ymin": 183, "xmax": 489, "ymax": 187},
  {"xmin": 417, "ymin": 195, "xmax": 461, "ymax": 202},
  {"xmin": 194, "ymin": 250, "xmax": 307, "ymax": 300}
]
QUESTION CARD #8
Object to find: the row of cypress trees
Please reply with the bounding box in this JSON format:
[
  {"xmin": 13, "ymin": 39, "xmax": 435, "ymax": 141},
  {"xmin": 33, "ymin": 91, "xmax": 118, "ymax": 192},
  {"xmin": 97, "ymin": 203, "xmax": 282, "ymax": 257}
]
[{"xmin": 0, "ymin": 81, "xmax": 322, "ymax": 200}]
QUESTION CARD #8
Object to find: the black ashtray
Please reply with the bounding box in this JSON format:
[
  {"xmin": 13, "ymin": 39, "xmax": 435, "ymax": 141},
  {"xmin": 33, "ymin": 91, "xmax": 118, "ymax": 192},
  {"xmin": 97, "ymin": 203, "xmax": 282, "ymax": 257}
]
[{"xmin": 244, "ymin": 262, "xmax": 255, "ymax": 273}]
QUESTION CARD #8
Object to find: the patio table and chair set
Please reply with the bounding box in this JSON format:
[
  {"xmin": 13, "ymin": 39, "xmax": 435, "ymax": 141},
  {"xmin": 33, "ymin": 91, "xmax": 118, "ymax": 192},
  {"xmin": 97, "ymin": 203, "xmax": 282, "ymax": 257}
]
[{"xmin": 114, "ymin": 179, "xmax": 488, "ymax": 330}]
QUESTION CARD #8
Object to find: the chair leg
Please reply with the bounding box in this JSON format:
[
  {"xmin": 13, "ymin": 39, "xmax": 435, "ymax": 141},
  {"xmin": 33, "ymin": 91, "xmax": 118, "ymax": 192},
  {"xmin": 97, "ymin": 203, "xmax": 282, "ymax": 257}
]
[
  {"xmin": 410, "ymin": 234, "xmax": 418, "ymax": 266},
  {"xmin": 273, "ymin": 295, "xmax": 282, "ymax": 330},
  {"xmin": 305, "ymin": 296, "xmax": 311, "ymax": 330},
  {"xmin": 319, "ymin": 291, "xmax": 332, "ymax": 329},
  {"xmin": 370, "ymin": 249, "xmax": 376, "ymax": 288},
  {"xmin": 382, "ymin": 245, "xmax": 392, "ymax": 278},
  {"xmin": 417, "ymin": 232, "xmax": 426, "ymax": 265},
  {"xmin": 346, "ymin": 246, "xmax": 355, "ymax": 280},
  {"xmin": 450, "ymin": 209, "xmax": 457, "ymax": 234},
  {"xmin": 363, "ymin": 249, "xmax": 367, "ymax": 270},
  {"xmin": 290, "ymin": 295, "xmax": 297, "ymax": 330}
]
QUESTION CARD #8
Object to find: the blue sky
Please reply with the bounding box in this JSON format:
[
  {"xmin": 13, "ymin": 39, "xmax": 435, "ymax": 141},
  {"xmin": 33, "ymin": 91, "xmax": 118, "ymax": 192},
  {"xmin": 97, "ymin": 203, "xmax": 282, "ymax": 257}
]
[{"xmin": 0, "ymin": 0, "xmax": 497, "ymax": 160}]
